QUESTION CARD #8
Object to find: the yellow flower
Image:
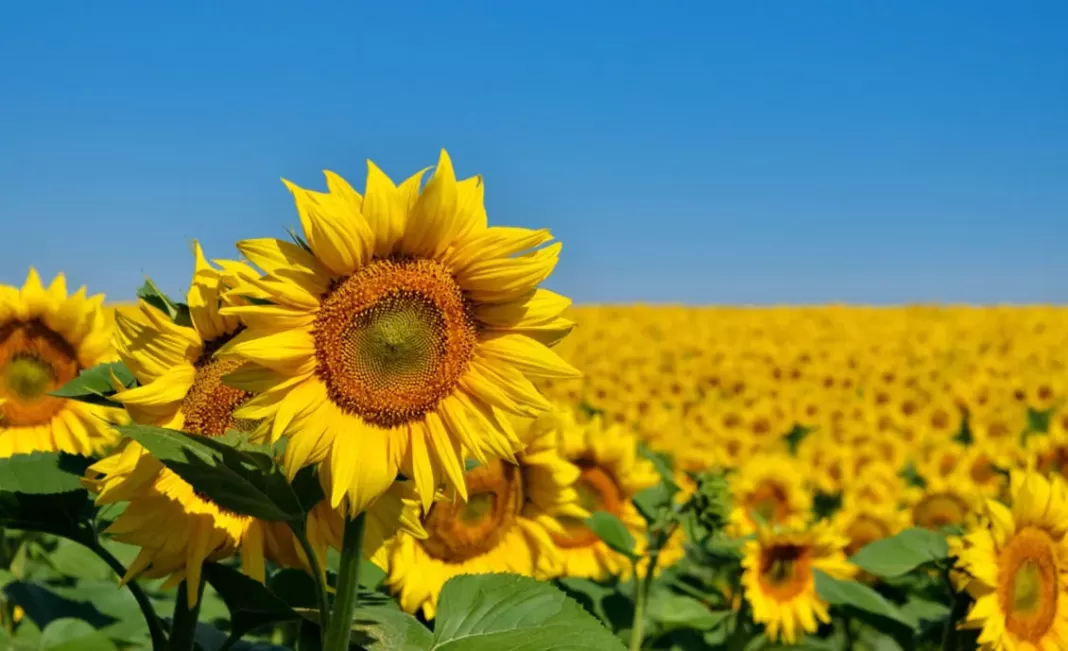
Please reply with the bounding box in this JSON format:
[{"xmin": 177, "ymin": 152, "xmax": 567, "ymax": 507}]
[
  {"xmin": 0, "ymin": 269, "xmax": 116, "ymax": 456},
  {"xmin": 548, "ymin": 411, "xmax": 661, "ymax": 581},
  {"xmin": 220, "ymin": 150, "xmax": 578, "ymax": 516},
  {"xmin": 741, "ymin": 522, "xmax": 856, "ymax": 645},
  {"xmin": 956, "ymin": 472, "xmax": 1068, "ymax": 650},
  {"xmin": 85, "ymin": 244, "xmax": 267, "ymax": 605},
  {"xmin": 384, "ymin": 414, "xmax": 583, "ymax": 619},
  {"xmin": 728, "ymin": 453, "xmax": 812, "ymax": 536}
]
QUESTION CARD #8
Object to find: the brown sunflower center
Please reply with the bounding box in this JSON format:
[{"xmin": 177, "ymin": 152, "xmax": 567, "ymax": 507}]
[
  {"xmin": 420, "ymin": 460, "xmax": 522, "ymax": 563},
  {"xmin": 0, "ymin": 320, "xmax": 80, "ymax": 428},
  {"xmin": 913, "ymin": 492, "xmax": 968, "ymax": 530},
  {"xmin": 846, "ymin": 515, "xmax": 891, "ymax": 556},
  {"xmin": 997, "ymin": 526, "xmax": 1058, "ymax": 643},
  {"xmin": 312, "ymin": 258, "xmax": 477, "ymax": 428},
  {"xmin": 759, "ymin": 543, "xmax": 812, "ymax": 601},
  {"xmin": 747, "ymin": 481, "xmax": 791, "ymax": 527},
  {"xmin": 553, "ymin": 464, "xmax": 623, "ymax": 549},
  {"xmin": 180, "ymin": 336, "xmax": 253, "ymax": 437}
]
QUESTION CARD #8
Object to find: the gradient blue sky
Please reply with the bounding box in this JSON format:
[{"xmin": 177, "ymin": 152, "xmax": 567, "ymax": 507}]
[{"xmin": 2, "ymin": 1, "xmax": 1066, "ymax": 304}]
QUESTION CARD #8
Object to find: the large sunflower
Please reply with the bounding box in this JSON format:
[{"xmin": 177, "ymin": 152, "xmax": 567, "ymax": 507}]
[
  {"xmin": 547, "ymin": 411, "xmax": 672, "ymax": 580},
  {"xmin": 742, "ymin": 523, "xmax": 856, "ymax": 645},
  {"xmin": 0, "ymin": 269, "xmax": 116, "ymax": 456},
  {"xmin": 384, "ymin": 414, "xmax": 584, "ymax": 619},
  {"xmin": 220, "ymin": 150, "xmax": 578, "ymax": 516},
  {"xmin": 956, "ymin": 472, "xmax": 1068, "ymax": 650},
  {"xmin": 86, "ymin": 246, "xmax": 423, "ymax": 605}
]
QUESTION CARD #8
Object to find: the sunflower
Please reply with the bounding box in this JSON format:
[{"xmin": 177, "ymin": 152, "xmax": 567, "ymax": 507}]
[
  {"xmin": 906, "ymin": 455, "xmax": 985, "ymax": 532},
  {"xmin": 742, "ymin": 523, "xmax": 856, "ymax": 645},
  {"xmin": 548, "ymin": 411, "xmax": 663, "ymax": 580},
  {"xmin": 219, "ymin": 150, "xmax": 578, "ymax": 517},
  {"xmin": 956, "ymin": 472, "xmax": 1068, "ymax": 650},
  {"xmin": 728, "ymin": 453, "xmax": 813, "ymax": 536},
  {"xmin": 0, "ymin": 269, "xmax": 116, "ymax": 457},
  {"xmin": 384, "ymin": 413, "xmax": 584, "ymax": 619}
]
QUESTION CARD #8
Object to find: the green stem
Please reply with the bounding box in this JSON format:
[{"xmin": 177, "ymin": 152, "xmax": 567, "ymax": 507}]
[
  {"xmin": 168, "ymin": 576, "xmax": 205, "ymax": 651},
  {"xmin": 89, "ymin": 541, "xmax": 168, "ymax": 651},
  {"xmin": 323, "ymin": 511, "xmax": 367, "ymax": 651},
  {"xmin": 941, "ymin": 566, "xmax": 965, "ymax": 651},
  {"xmin": 290, "ymin": 521, "xmax": 331, "ymax": 635}
]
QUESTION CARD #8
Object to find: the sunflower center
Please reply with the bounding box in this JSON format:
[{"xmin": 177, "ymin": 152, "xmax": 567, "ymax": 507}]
[
  {"xmin": 552, "ymin": 464, "xmax": 624, "ymax": 549},
  {"xmin": 313, "ymin": 258, "xmax": 477, "ymax": 428},
  {"xmin": 846, "ymin": 515, "xmax": 891, "ymax": 556},
  {"xmin": 912, "ymin": 492, "xmax": 968, "ymax": 530},
  {"xmin": 180, "ymin": 336, "xmax": 254, "ymax": 437},
  {"xmin": 759, "ymin": 543, "xmax": 812, "ymax": 601},
  {"xmin": 998, "ymin": 527, "xmax": 1058, "ymax": 642},
  {"xmin": 747, "ymin": 481, "xmax": 791, "ymax": 527},
  {"xmin": 420, "ymin": 460, "xmax": 522, "ymax": 563},
  {"xmin": 0, "ymin": 320, "xmax": 80, "ymax": 428}
]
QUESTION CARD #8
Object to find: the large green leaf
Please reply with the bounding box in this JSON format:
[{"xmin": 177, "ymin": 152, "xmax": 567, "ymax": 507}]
[
  {"xmin": 813, "ymin": 570, "xmax": 916, "ymax": 630},
  {"xmin": 0, "ymin": 491, "xmax": 95, "ymax": 544},
  {"xmin": 4, "ymin": 581, "xmax": 117, "ymax": 631},
  {"xmin": 430, "ymin": 573, "xmax": 626, "ymax": 650},
  {"xmin": 0, "ymin": 453, "xmax": 93, "ymax": 495},
  {"xmin": 117, "ymin": 424, "xmax": 303, "ymax": 521},
  {"xmin": 585, "ymin": 512, "xmax": 639, "ymax": 561},
  {"xmin": 850, "ymin": 528, "xmax": 950, "ymax": 578},
  {"xmin": 202, "ymin": 562, "xmax": 301, "ymax": 647},
  {"xmin": 351, "ymin": 604, "xmax": 433, "ymax": 651},
  {"xmin": 49, "ymin": 362, "xmax": 135, "ymax": 408},
  {"xmin": 37, "ymin": 618, "xmax": 118, "ymax": 651}
]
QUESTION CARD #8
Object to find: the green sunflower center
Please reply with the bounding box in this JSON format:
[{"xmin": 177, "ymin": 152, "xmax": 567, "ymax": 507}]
[
  {"xmin": 420, "ymin": 461, "xmax": 523, "ymax": 563},
  {"xmin": 1012, "ymin": 560, "xmax": 1042, "ymax": 613},
  {"xmin": 5, "ymin": 355, "xmax": 54, "ymax": 400},
  {"xmin": 998, "ymin": 526, "xmax": 1059, "ymax": 643},
  {"xmin": 0, "ymin": 320, "xmax": 80, "ymax": 428},
  {"xmin": 912, "ymin": 492, "xmax": 968, "ymax": 530},
  {"xmin": 314, "ymin": 258, "xmax": 478, "ymax": 428}
]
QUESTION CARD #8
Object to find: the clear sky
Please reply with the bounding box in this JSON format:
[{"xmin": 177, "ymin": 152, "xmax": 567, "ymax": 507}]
[{"xmin": 1, "ymin": 1, "xmax": 1066, "ymax": 305}]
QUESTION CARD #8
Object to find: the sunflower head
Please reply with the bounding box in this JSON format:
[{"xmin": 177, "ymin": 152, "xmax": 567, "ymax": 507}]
[
  {"xmin": 728, "ymin": 453, "xmax": 813, "ymax": 537},
  {"xmin": 0, "ymin": 269, "xmax": 116, "ymax": 457},
  {"xmin": 956, "ymin": 472, "xmax": 1068, "ymax": 650},
  {"xmin": 220, "ymin": 151, "xmax": 579, "ymax": 517},
  {"xmin": 742, "ymin": 522, "xmax": 856, "ymax": 644}
]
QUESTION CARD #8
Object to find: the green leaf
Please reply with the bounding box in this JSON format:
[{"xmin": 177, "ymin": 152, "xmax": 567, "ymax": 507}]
[
  {"xmin": 645, "ymin": 590, "xmax": 730, "ymax": 633},
  {"xmin": 585, "ymin": 512, "xmax": 638, "ymax": 560},
  {"xmin": 900, "ymin": 596, "xmax": 951, "ymax": 628},
  {"xmin": 0, "ymin": 453, "xmax": 93, "ymax": 495},
  {"xmin": 37, "ymin": 618, "xmax": 118, "ymax": 651},
  {"xmin": 633, "ymin": 484, "xmax": 674, "ymax": 526},
  {"xmin": 5, "ymin": 581, "xmax": 118, "ymax": 632},
  {"xmin": 351, "ymin": 604, "xmax": 433, "ymax": 651},
  {"xmin": 117, "ymin": 424, "xmax": 304, "ymax": 521},
  {"xmin": 0, "ymin": 491, "xmax": 95, "ymax": 544},
  {"xmin": 638, "ymin": 444, "xmax": 680, "ymax": 493},
  {"xmin": 49, "ymin": 362, "xmax": 135, "ymax": 408},
  {"xmin": 430, "ymin": 573, "xmax": 625, "ymax": 650},
  {"xmin": 813, "ymin": 570, "xmax": 916, "ymax": 630},
  {"xmin": 136, "ymin": 278, "xmax": 180, "ymax": 320},
  {"xmin": 850, "ymin": 528, "xmax": 950, "ymax": 578},
  {"xmin": 202, "ymin": 562, "xmax": 301, "ymax": 646},
  {"xmin": 555, "ymin": 577, "xmax": 620, "ymax": 627}
]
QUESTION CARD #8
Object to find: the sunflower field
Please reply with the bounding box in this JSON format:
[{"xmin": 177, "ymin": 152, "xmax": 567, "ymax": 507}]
[{"xmin": 0, "ymin": 151, "xmax": 1065, "ymax": 651}]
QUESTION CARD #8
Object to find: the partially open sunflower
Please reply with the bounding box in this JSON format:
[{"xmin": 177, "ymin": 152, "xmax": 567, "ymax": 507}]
[
  {"xmin": 384, "ymin": 413, "xmax": 584, "ymax": 619},
  {"xmin": 0, "ymin": 269, "xmax": 116, "ymax": 456},
  {"xmin": 220, "ymin": 150, "xmax": 579, "ymax": 516}
]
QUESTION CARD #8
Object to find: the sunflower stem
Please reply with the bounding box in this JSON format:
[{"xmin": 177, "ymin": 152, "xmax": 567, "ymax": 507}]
[
  {"xmin": 89, "ymin": 540, "xmax": 168, "ymax": 651},
  {"xmin": 629, "ymin": 545, "xmax": 660, "ymax": 651},
  {"xmin": 323, "ymin": 510, "xmax": 367, "ymax": 651},
  {"xmin": 290, "ymin": 521, "xmax": 331, "ymax": 635},
  {"xmin": 168, "ymin": 576, "xmax": 205, "ymax": 651}
]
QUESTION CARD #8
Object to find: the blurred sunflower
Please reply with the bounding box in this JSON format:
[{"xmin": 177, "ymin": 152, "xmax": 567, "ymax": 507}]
[
  {"xmin": 220, "ymin": 150, "xmax": 579, "ymax": 516},
  {"xmin": 384, "ymin": 414, "xmax": 584, "ymax": 619},
  {"xmin": 728, "ymin": 453, "xmax": 812, "ymax": 536},
  {"xmin": 956, "ymin": 472, "xmax": 1068, "ymax": 650},
  {"xmin": 0, "ymin": 269, "xmax": 116, "ymax": 456},
  {"xmin": 548, "ymin": 412, "xmax": 663, "ymax": 580},
  {"xmin": 742, "ymin": 523, "xmax": 856, "ymax": 645}
]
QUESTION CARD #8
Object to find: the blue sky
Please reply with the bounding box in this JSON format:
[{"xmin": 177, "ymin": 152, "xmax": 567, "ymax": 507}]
[{"xmin": 1, "ymin": 1, "xmax": 1065, "ymax": 304}]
